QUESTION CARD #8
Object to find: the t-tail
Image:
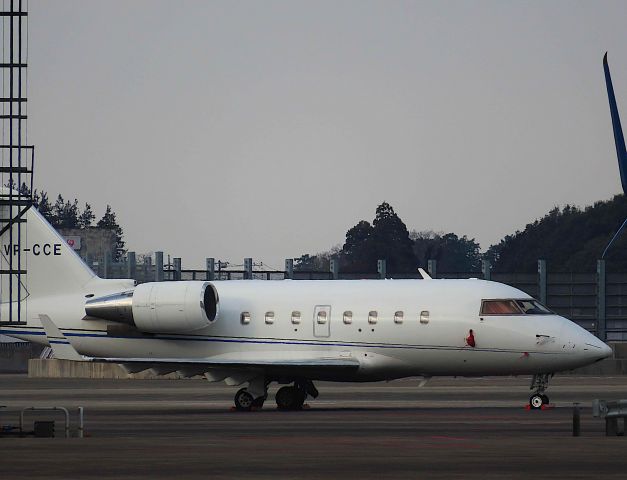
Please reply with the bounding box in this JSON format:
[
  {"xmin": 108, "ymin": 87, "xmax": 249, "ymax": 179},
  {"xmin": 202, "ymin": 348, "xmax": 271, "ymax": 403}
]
[{"xmin": 0, "ymin": 192, "xmax": 134, "ymax": 327}]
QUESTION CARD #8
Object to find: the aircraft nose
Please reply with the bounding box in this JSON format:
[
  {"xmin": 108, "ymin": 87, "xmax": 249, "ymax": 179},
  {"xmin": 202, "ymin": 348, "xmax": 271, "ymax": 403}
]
[
  {"xmin": 600, "ymin": 342, "xmax": 613, "ymax": 359},
  {"xmin": 582, "ymin": 332, "xmax": 613, "ymax": 360}
]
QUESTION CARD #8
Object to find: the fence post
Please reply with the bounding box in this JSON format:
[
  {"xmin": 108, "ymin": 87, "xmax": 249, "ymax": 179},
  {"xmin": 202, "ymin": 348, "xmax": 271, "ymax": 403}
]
[
  {"xmin": 155, "ymin": 251, "xmax": 164, "ymax": 282},
  {"xmin": 538, "ymin": 259, "xmax": 547, "ymax": 305},
  {"xmin": 127, "ymin": 251, "xmax": 136, "ymax": 280},
  {"xmin": 206, "ymin": 258, "xmax": 215, "ymax": 281},
  {"xmin": 481, "ymin": 259, "xmax": 491, "ymax": 281},
  {"xmin": 285, "ymin": 259, "xmax": 294, "ymax": 280},
  {"xmin": 330, "ymin": 259, "xmax": 339, "ymax": 280},
  {"xmin": 597, "ymin": 259, "xmax": 606, "ymax": 341},
  {"xmin": 427, "ymin": 259, "xmax": 437, "ymax": 279},
  {"xmin": 244, "ymin": 258, "xmax": 253, "ymax": 280},
  {"xmin": 144, "ymin": 256, "xmax": 152, "ymax": 284},
  {"xmin": 377, "ymin": 259, "xmax": 387, "ymax": 279},
  {"xmin": 173, "ymin": 257, "xmax": 182, "ymax": 281}
]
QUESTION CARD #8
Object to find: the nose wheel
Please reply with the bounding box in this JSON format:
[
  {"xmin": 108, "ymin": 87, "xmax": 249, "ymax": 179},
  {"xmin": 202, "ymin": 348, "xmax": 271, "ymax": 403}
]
[
  {"xmin": 529, "ymin": 374, "xmax": 552, "ymax": 409},
  {"xmin": 529, "ymin": 393, "xmax": 550, "ymax": 409}
]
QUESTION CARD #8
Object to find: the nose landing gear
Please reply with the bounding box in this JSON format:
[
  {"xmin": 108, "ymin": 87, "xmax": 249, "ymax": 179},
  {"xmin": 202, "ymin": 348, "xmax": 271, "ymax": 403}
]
[{"xmin": 529, "ymin": 373, "xmax": 552, "ymax": 409}]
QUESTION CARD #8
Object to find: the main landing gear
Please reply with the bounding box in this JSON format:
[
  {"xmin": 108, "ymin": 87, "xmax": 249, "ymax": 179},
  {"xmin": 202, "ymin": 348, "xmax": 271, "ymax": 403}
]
[
  {"xmin": 234, "ymin": 388, "xmax": 267, "ymax": 411},
  {"xmin": 275, "ymin": 385, "xmax": 307, "ymax": 410},
  {"xmin": 233, "ymin": 379, "xmax": 318, "ymax": 411},
  {"xmin": 529, "ymin": 373, "xmax": 552, "ymax": 409},
  {"xmin": 234, "ymin": 378, "xmax": 269, "ymax": 411}
]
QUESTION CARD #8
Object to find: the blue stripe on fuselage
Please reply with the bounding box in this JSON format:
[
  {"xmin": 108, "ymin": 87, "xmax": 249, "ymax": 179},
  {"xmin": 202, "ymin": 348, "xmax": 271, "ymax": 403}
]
[{"xmin": 0, "ymin": 327, "xmax": 565, "ymax": 356}]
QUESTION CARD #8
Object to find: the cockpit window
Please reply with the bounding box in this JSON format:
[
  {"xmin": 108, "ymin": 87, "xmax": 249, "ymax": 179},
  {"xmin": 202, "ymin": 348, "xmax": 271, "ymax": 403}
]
[
  {"xmin": 515, "ymin": 300, "xmax": 551, "ymax": 315},
  {"xmin": 480, "ymin": 300, "xmax": 522, "ymax": 315},
  {"xmin": 481, "ymin": 299, "xmax": 552, "ymax": 316}
]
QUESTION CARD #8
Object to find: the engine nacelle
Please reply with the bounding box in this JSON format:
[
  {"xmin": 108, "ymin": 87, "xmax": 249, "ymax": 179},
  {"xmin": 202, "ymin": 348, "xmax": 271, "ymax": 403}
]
[
  {"xmin": 85, "ymin": 281, "xmax": 218, "ymax": 333},
  {"xmin": 132, "ymin": 281, "xmax": 217, "ymax": 333}
]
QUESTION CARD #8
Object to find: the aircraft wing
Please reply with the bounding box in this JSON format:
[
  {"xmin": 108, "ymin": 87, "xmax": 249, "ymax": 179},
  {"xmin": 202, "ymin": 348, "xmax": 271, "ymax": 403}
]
[
  {"xmin": 92, "ymin": 356, "xmax": 360, "ymax": 369},
  {"xmin": 39, "ymin": 315, "xmax": 360, "ymax": 376}
]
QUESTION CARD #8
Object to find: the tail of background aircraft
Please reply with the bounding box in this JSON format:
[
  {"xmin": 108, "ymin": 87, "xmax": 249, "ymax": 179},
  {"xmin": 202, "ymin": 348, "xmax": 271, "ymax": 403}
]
[
  {"xmin": 603, "ymin": 52, "xmax": 627, "ymax": 194},
  {"xmin": 0, "ymin": 195, "xmax": 97, "ymax": 304},
  {"xmin": 601, "ymin": 53, "xmax": 627, "ymax": 259}
]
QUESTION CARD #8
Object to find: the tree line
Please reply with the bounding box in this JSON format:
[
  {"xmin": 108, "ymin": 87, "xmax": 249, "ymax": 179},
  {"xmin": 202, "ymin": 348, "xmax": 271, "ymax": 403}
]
[
  {"xmin": 294, "ymin": 195, "xmax": 627, "ymax": 274},
  {"xmin": 22, "ymin": 185, "xmax": 125, "ymax": 260}
]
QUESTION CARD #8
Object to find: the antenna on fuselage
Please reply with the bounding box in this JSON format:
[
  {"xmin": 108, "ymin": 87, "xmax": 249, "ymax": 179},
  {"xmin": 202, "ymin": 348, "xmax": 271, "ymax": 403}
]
[
  {"xmin": 418, "ymin": 268, "xmax": 432, "ymax": 280},
  {"xmin": 601, "ymin": 52, "xmax": 627, "ymax": 259}
]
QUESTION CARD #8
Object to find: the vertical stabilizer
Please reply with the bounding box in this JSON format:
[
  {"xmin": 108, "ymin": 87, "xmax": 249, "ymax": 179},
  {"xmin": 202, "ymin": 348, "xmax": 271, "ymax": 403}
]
[
  {"xmin": 0, "ymin": 194, "xmax": 97, "ymax": 301},
  {"xmin": 603, "ymin": 52, "xmax": 627, "ymax": 194}
]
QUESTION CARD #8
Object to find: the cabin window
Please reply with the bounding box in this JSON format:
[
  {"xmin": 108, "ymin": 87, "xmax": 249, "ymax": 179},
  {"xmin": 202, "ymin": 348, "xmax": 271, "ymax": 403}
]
[
  {"xmin": 265, "ymin": 311, "xmax": 275, "ymax": 324},
  {"xmin": 241, "ymin": 312, "xmax": 251, "ymax": 325},
  {"xmin": 343, "ymin": 311, "xmax": 353, "ymax": 324},
  {"xmin": 317, "ymin": 310, "xmax": 328, "ymax": 324},
  {"xmin": 368, "ymin": 311, "xmax": 378, "ymax": 324},
  {"xmin": 291, "ymin": 311, "xmax": 301, "ymax": 324},
  {"xmin": 480, "ymin": 300, "xmax": 522, "ymax": 315},
  {"xmin": 394, "ymin": 311, "xmax": 404, "ymax": 324},
  {"xmin": 420, "ymin": 310, "xmax": 429, "ymax": 324}
]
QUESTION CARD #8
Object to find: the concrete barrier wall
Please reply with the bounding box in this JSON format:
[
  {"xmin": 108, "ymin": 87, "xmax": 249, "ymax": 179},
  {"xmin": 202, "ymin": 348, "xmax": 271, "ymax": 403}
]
[{"xmin": 0, "ymin": 343, "xmax": 44, "ymax": 373}]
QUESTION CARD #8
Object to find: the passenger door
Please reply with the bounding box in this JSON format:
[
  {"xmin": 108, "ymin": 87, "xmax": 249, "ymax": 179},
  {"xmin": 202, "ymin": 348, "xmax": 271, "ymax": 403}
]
[{"xmin": 313, "ymin": 305, "xmax": 331, "ymax": 337}]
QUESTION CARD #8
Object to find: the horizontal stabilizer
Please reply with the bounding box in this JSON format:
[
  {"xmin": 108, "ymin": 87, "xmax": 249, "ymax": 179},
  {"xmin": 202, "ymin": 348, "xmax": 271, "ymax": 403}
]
[{"xmin": 39, "ymin": 314, "xmax": 85, "ymax": 361}]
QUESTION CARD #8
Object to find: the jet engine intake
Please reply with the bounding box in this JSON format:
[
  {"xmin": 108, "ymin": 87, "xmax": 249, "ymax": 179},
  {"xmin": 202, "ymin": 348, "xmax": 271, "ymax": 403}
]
[{"xmin": 85, "ymin": 281, "xmax": 218, "ymax": 333}]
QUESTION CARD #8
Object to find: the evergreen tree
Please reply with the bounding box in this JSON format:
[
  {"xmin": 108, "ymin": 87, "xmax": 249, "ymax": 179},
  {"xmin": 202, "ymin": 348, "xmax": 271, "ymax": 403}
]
[
  {"xmin": 412, "ymin": 231, "xmax": 482, "ymax": 272},
  {"xmin": 97, "ymin": 205, "xmax": 125, "ymax": 260},
  {"xmin": 56, "ymin": 198, "xmax": 80, "ymax": 229},
  {"xmin": 78, "ymin": 203, "xmax": 95, "ymax": 228},
  {"xmin": 51, "ymin": 194, "xmax": 65, "ymax": 228},
  {"xmin": 369, "ymin": 202, "xmax": 417, "ymax": 273},
  {"xmin": 485, "ymin": 195, "xmax": 627, "ymax": 272},
  {"xmin": 340, "ymin": 202, "xmax": 417, "ymax": 273},
  {"xmin": 341, "ymin": 220, "xmax": 374, "ymax": 272},
  {"xmin": 36, "ymin": 191, "xmax": 53, "ymax": 223}
]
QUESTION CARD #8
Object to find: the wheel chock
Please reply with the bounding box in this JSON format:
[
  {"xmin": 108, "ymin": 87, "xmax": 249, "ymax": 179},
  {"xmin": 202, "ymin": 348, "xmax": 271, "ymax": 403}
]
[{"xmin": 524, "ymin": 404, "xmax": 555, "ymax": 411}]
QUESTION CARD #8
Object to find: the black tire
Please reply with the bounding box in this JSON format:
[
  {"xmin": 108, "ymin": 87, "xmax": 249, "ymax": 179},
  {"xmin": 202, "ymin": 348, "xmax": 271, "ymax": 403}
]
[
  {"xmin": 276, "ymin": 386, "xmax": 306, "ymax": 410},
  {"xmin": 529, "ymin": 393, "xmax": 545, "ymax": 409},
  {"xmin": 252, "ymin": 395, "xmax": 266, "ymax": 408},
  {"xmin": 234, "ymin": 388, "xmax": 255, "ymax": 411},
  {"xmin": 541, "ymin": 394, "xmax": 550, "ymax": 405},
  {"xmin": 276, "ymin": 386, "xmax": 296, "ymax": 410}
]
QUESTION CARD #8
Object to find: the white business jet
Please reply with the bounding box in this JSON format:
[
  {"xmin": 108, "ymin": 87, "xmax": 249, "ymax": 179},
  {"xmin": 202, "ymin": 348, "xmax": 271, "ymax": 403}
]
[
  {"xmin": 2, "ymin": 53, "xmax": 623, "ymax": 411},
  {"xmin": 0, "ymin": 203, "xmax": 612, "ymax": 410}
]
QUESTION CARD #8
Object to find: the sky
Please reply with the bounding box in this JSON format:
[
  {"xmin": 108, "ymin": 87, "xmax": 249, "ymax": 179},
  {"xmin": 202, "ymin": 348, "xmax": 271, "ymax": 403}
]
[{"xmin": 19, "ymin": 0, "xmax": 627, "ymax": 269}]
